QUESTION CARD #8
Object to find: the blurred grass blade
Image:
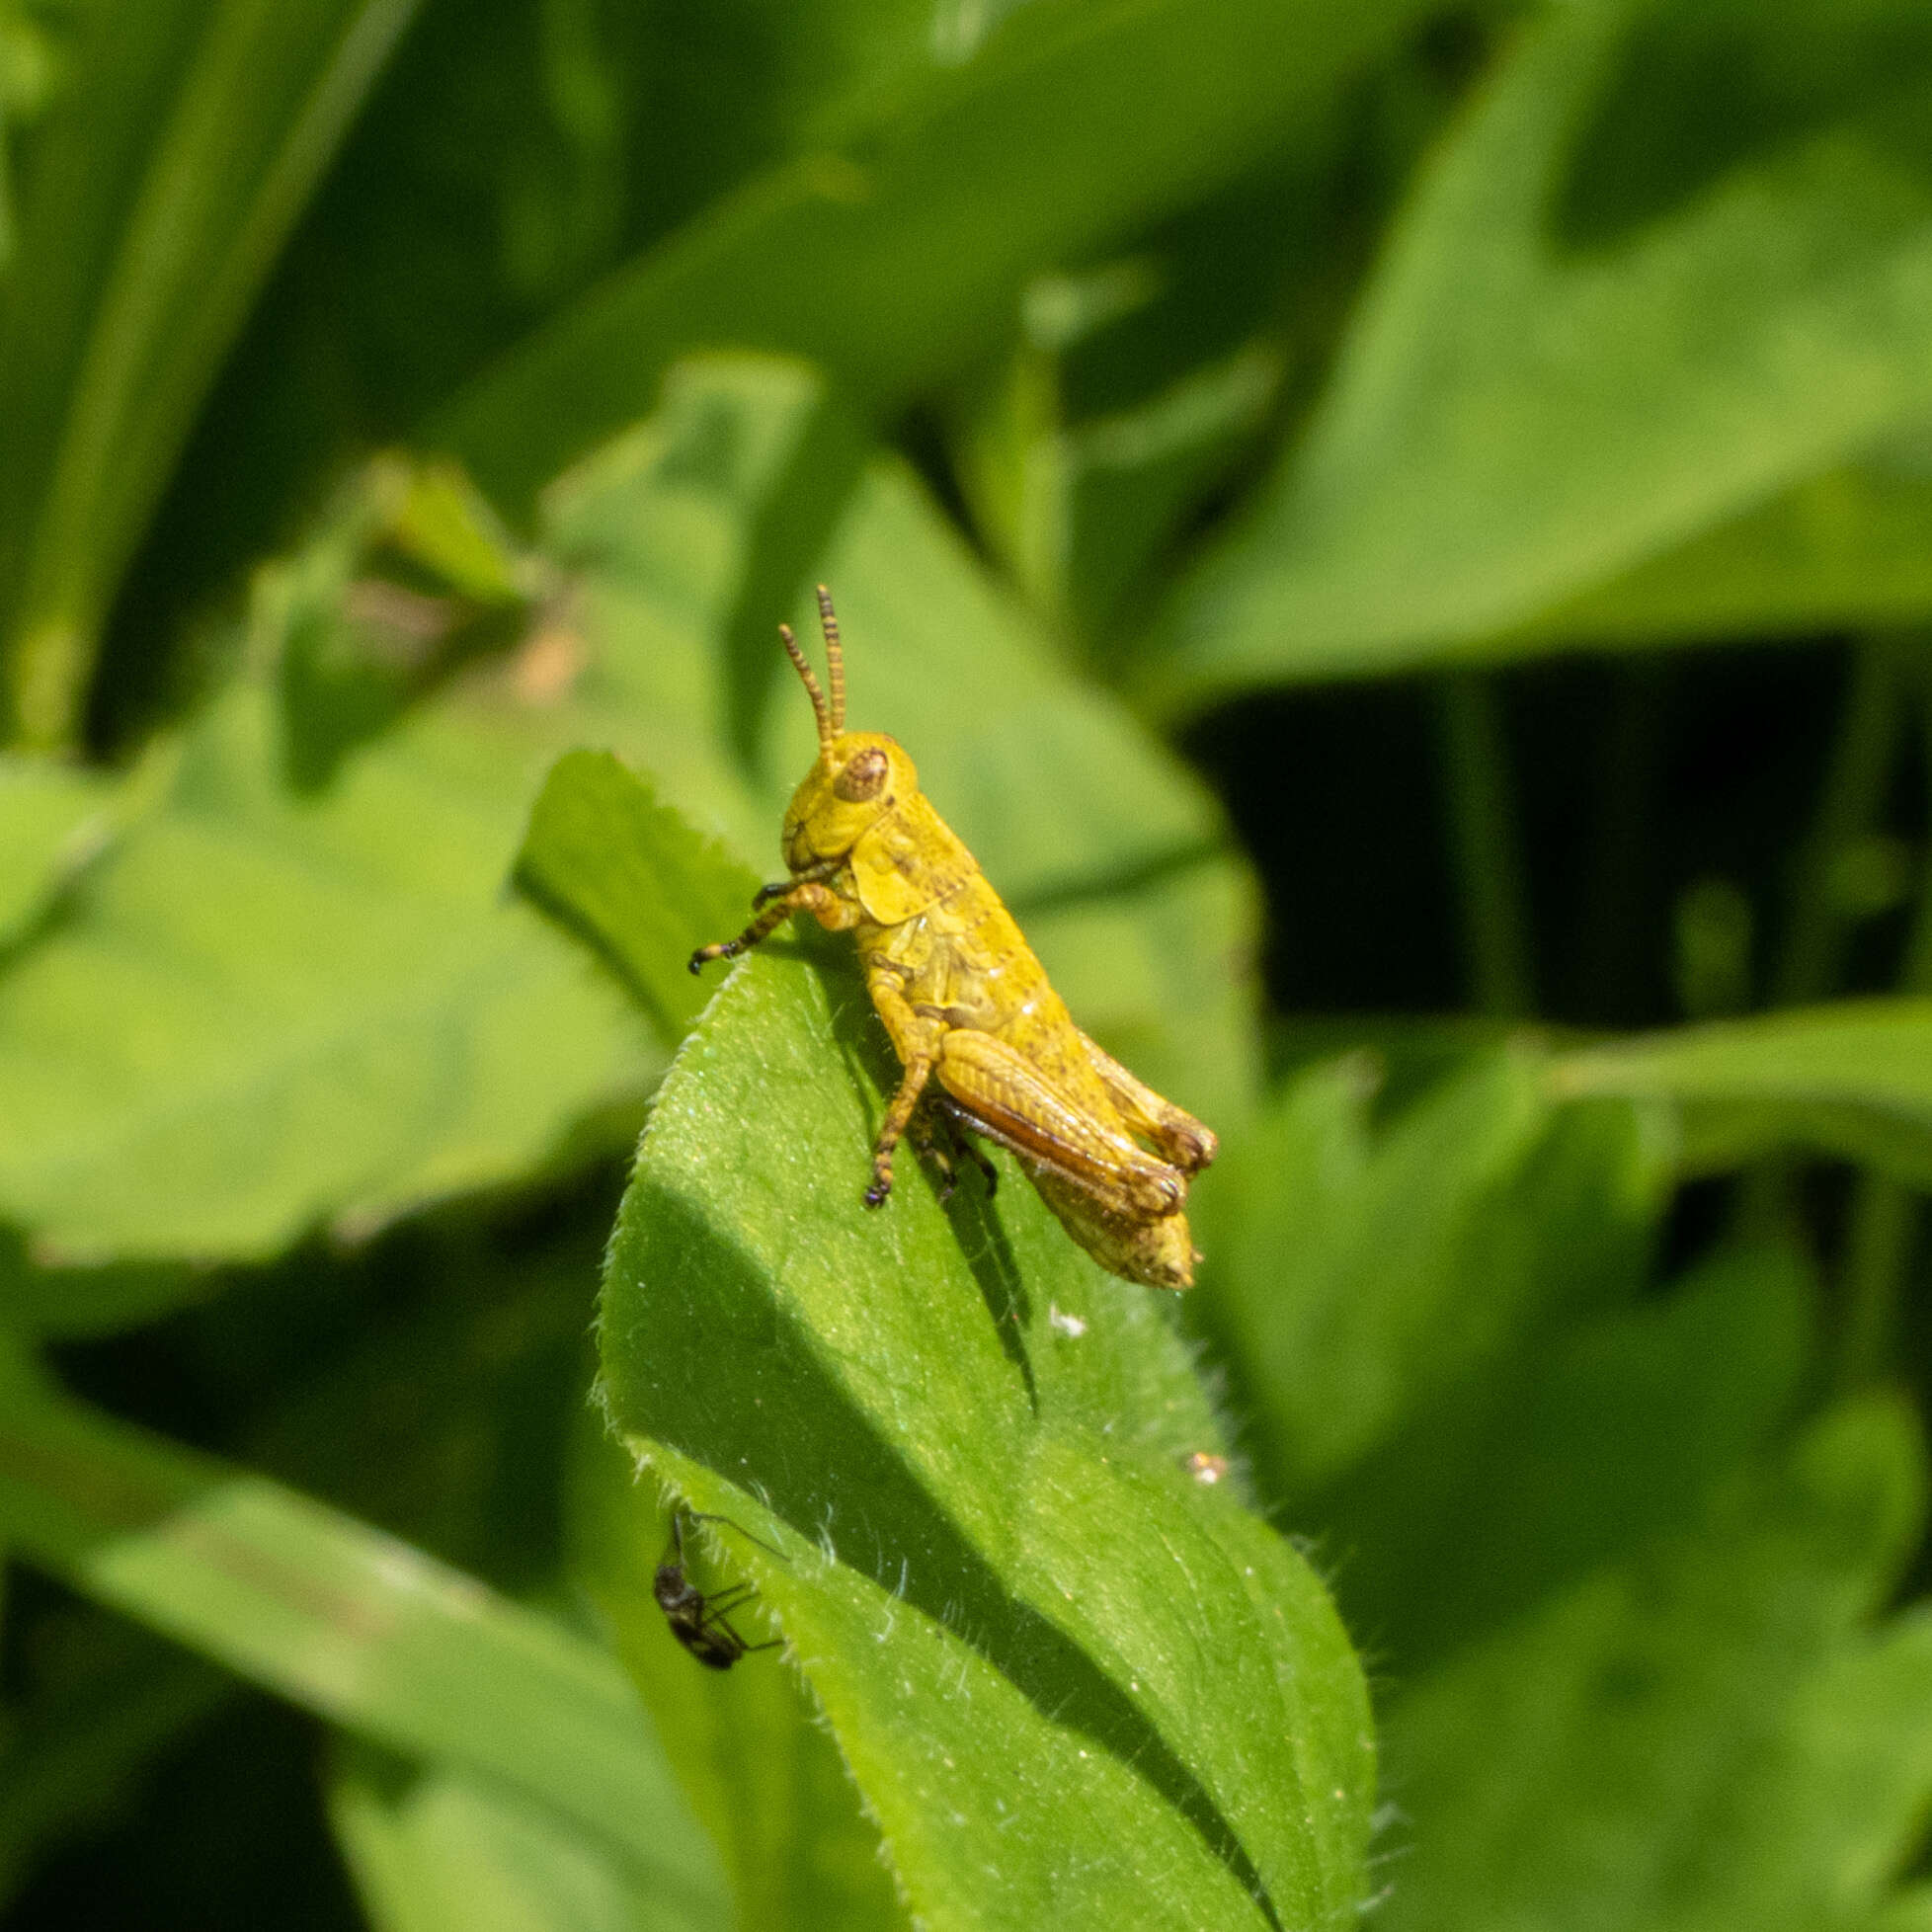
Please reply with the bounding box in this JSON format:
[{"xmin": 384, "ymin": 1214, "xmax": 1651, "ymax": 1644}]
[
  {"xmin": 514, "ymin": 750, "xmax": 760, "ymax": 1042},
  {"xmin": 595, "ymin": 945, "xmax": 1374, "ymax": 1931},
  {"xmin": 330, "ymin": 1739, "xmax": 715, "ymax": 1932},
  {"xmin": 0, "ymin": 1346, "xmax": 724, "ymax": 1923},
  {"xmin": 1148, "ymin": 0, "xmax": 1932, "ymax": 703},
  {"xmin": 1552, "ymin": 1000, "xmax": 1932, "ymax": 1185},
  {"xmin": 1507, "ymin": 454, "xmax": 1932, "ymax": 651},
  {"xmin": 0, "ymin": 0, "xmax": 422, "ymax": 746},
  {"xmin": 437, "ymin": 0, "xmax": 1439, "ymax": 516}
]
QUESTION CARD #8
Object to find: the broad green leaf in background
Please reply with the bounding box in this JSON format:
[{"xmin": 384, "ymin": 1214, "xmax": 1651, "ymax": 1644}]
[
  {"xmin": 1313, "ymin": 1243, "xmax": 1810, "ymax": 1680},
  {"xmin": 567, "ymin": 1418, "xmax": 906, "ymax": 1932},
  {"xmin": 1552, "ymin": 998, "xmax": 1932, "ymax": 1186},
  {"xmin": 594, "ymin": 943, "xmax": 1372, "ymax": 1932},
  {"xmin": 1377, "ymin": 1398, "xmax": 1932, "ymax": 1932},
  {"xmin": 437, "ymin": 0, "xmax": 1442, "ymax": 516},
  {"xmin": 0, "ymin": 1341, "xmax": 724, "ymax": 1927},
  {"xmin": 330, "ymin": 1739, "xmax": 707, "ymax": 1932},
  {"xmin": 1147, "ymin": 0, "xmax": 1932, "ymax": 703},
  {"xmin": 1191, "ymin": 1048, "xmax": 1813, "ymax": 1680},
  {"xmin": 0, "ymin": 664, "xmax": 653, "ymax": 1261},
  {"xmin": 1191, "ymin": 1052, "xmax": 1670, "ymax": 1494},
  {"xmin": 0, "ymin": 0, "xmax": 422, "ymax": 745},
  {"xmin": 0, "ymin": 751, "xmax": 122, "ymax": 944}
]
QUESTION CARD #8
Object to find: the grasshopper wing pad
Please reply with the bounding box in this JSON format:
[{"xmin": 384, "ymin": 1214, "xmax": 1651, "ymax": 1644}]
[{"xmin": 933, "ymin": 1029, "xmax": 1183, "ymax": 1220}]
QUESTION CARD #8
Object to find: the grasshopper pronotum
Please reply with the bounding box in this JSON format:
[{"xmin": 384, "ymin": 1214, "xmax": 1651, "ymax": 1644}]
[{"xmin": 690, "ymin": 588, "xmax": 1217, "ymax": 1288}]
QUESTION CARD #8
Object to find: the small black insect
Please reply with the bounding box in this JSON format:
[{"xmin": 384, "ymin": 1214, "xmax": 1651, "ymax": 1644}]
[{"xmin": 654, "ymin": 1506, "xmax": 784, "ymax": 1670}]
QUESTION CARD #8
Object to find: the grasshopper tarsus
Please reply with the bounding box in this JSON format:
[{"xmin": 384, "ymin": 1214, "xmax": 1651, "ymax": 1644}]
[{"xmin": 862, "ymin": 1179, "xmax": 890, "ymax": 1209}]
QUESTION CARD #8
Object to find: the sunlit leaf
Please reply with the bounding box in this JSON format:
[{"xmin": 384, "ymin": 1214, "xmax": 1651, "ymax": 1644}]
[
  {"xmin": 1511, "ymin": 450, "xmax": 1932, "ymax": 650},
  {"xmin": 1147, "ymin": 0, "xmax": 1932, "ymax": 702},
  {"xmin": 596, "ymin": 944, "xmax": 1372, "ymax": 1932},
  {"xmin": 0, "ymin": 752, "xmax": 121, "ymax": 944},
  {"xmin": 514, "ymin": 750, "xmax": 760, "ymax": 1044},
  {"xmin": 0, "ymin": 674, "xmax": 654, "ymax": 1261},
  {"xmin": 566, "ymin": 1416, "xmax": 907, "ymax": 1932}
]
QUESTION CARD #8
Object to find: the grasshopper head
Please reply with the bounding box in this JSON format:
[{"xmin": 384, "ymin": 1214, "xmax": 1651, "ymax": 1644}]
[{"xmin": 775, "ymin": 587, "xmax": 920, "ymax": 869}]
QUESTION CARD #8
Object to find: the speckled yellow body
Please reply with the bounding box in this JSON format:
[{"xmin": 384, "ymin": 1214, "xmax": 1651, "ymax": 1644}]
[{"xmin": 690, "ymin": 591, "xmax": 1215, "ymax": 1289}]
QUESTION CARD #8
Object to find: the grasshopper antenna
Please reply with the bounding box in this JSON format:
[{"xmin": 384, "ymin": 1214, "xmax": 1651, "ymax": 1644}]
[
  {"xmin": 816, "ymin": 584, "xmax": 845, "ymax": 734},
  {"xmin": 779, "ymin": 621, "xmax": 834, "ymax": 751}
]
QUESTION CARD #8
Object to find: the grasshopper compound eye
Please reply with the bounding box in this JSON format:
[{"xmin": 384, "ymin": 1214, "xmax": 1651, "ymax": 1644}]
[{"xmin": 834, "ymin": 747, "xmax": 889, "ymax": 802}]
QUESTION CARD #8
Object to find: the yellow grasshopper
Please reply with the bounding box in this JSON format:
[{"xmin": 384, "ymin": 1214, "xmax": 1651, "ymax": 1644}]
[{"xmin": 689, "ymin": 588, "xmax": 1216, "ymax": 1289}]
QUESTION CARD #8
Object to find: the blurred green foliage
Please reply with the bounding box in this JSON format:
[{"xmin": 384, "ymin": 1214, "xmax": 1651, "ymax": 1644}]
[{"xmin": 6, "ymin": 1, "xmax": 1932, "ymax": 1927}]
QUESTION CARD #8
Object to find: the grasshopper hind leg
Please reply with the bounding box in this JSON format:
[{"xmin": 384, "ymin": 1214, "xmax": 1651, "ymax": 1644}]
[{"xmin": 912, "ymin": 1100, "xmax": 999, "ymax": 1203}]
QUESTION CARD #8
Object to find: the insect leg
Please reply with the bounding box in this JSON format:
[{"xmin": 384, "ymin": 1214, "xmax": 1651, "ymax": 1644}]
[
  {"xmin": 865, "ymin": 1045, "xmax": 937, "ymax": 1207},
  {"xmin": 920, "ymin": 1101, "xmax": 998, "ymax": 1199},
  {"xmin": 1074, "ymin": 1029, "xmax": 1218, "ymax": 1173},
  {"xmin": 933, "ymin": 1030, "xmax": 1186, "ymax": 1222},
  {"xmin": 688, "ymin": 881, "xmax": 857, "ymax": 973},
  {"xmin": 907, "ymin": 1105, "xmax": 957, "ymax": 1200},
  {"xmin": 864, "ymin": 976, "xmax": 945, "ymax": 1207}
]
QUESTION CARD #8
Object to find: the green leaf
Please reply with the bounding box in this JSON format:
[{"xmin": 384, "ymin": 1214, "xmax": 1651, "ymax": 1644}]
[
  {"xmin": 1551, "ymin": 999, "xmax": 1932, "ymax": 1186},
  {"xmin": 596, "ymin": 944, "xmax": 1372, "ymax": 1932},
  {"xmin": 0, "ymin": 0, "xmax": 423, "ymax": 744},
  {"xmin": 1312, "ymin": 1243, "xmax": 1810, "ymax": 1677},
  {"xmin": 1147, "ymin": 0, "xmax": 1932, "ymax": 703},
  {"xmin": 436, "ymin": 0, "xmax": 1440, "ymax": 517},
  {"xmin": 0, "ymin": 1349, "xmax": 724, "ymax": 1925},
  {"xmin": 330, "ymin": 1740, "xmax": 712, "ymax": 1932},
  {"xmin": 0, "ymin": 751, "xmax": 121, "ymax": 944},
  {"xmin": 1506, "ymin": 450, "xmax": 1932, "ymax": 650},
  {"xmin": 0, "ymin": 673, "xmax": 654, "ymax": 1261},
  {"xmin": 0, "ymin": 1227, "xmax": 203, "ymax": 1339},
  {"xmin": 1193, "ymin": 1053, "xmax": 1674, "ymax": 1494},
  {"xmin": 1376, "ymin": 1397, "xmax": 1932, "ymax": 1932},
  {"xmin": 566, "ymin": 1415, "xmax": 906, "ymax": 1932},
  {"xmin": 514, "ymin": 750, "xmax": 761, "ymax": 1045}
]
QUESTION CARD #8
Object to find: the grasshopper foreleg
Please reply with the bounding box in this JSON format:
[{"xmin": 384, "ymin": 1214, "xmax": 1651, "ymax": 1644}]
[{"xmin": 688, "ymin": 880, "xmax": 857, "ymax": 973}]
